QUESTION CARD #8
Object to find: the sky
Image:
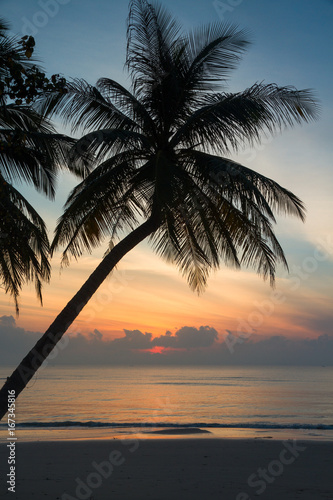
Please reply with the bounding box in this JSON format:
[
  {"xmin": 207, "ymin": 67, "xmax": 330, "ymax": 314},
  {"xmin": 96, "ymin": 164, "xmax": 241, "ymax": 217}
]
[{"xmin": 0, "ymin": 0, "xmax": 332, "ymax": 366}]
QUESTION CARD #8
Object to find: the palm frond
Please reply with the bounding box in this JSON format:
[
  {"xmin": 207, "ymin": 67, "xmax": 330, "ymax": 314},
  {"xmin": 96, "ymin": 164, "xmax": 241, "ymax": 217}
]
[
  {"xmin": 36, "ymin": 79, "xmax": 139, "ymax": 135},
  {"xmin": 51, "ymin": 153, "xmax": 145, "ymax": 262},
  {"xmin": 69, "ymin": 128, "xmax": 152, "ymax": 166},
  {"xmin": 126, "ymin": 0, "xmax": 182, "ymax": 94},
  {"xmin": 172, "ymin": 83, "xmax": 318, "ymax": 153},
  {"xmin": 184, "ymin": 22, "xmax": 250, "ymax": 92},
  {"xmin": 97, "ymin": 78, "xmax": 156, "ymax": 134},
  {"xmin": 0, "ymin": 128, "xmax": 81, "ymax": 197},
  {"xmin": 0, "ymin": 178, "xmax": 50, "ymax": 313},
  {"xmin": 182, "ymin": 150, "xmax": 306, "ymax": 221}
]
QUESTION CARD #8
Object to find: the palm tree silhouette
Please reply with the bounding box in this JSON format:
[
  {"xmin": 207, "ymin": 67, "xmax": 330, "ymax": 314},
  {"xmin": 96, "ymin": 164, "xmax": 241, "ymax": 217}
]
[
  {"xmin": 0, "ymin": 18, "xmax": 81, "ymax": 313},
  {"xmin": 0, "ymin": 0, "xmax": 318, "ymax": 419}
]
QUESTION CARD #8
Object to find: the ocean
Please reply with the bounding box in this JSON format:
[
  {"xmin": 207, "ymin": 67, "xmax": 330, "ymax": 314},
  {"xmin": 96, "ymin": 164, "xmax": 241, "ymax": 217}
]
[{"xmin": 0, "ymin": 365, "xmax": 332, "ymax": 441}]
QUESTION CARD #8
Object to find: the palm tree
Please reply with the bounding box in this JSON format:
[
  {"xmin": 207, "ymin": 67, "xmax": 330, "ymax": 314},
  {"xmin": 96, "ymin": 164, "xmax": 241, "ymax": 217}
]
[
  {"xmin": 0, "ymin": 18, "xmax": 85, "ymax": 312},
  {"xmin": 0, "ymin": 0, "xmax": 318, "ymax": 419}
]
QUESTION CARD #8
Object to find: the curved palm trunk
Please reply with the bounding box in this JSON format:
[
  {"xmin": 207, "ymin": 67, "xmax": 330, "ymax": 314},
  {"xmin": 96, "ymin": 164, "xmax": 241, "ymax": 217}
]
[{"xmin": 0, "ymin": 216, "xmax": 160, "ymax": 420}]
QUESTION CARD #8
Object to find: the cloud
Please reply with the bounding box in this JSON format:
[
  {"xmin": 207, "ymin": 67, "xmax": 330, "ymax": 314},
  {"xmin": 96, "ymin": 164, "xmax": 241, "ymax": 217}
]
[
  {"xmin": 219, "ymin": 332, "xmax": 333, "ymax": 366},
  {"xmin": 112, "ymin": 329, "xmax": 153, "ymax": 349},
  {"xmin": 0, "ymin": 316, "xmax": 332, "ymax": 367},
  {"xmin": 0, "ymin": 316, "xmax": 15, "ymax": 327},
  {"xmin": 0, "ymin": 316, "xmax": 42, "ymax": 365},
  {"xmin": 152, "ymin": 326, "xmax": 218, "ymax": 349}
]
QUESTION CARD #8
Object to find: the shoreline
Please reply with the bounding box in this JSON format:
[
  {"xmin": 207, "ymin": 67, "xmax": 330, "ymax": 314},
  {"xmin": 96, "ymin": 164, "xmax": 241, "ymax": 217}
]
[
  {"xmin": 4, "ymin": 425, "xmax": 333, "ymax": 443},
  {"xmin": 1, "ymin": 436, "xmax": 333, "ymax": 499}
]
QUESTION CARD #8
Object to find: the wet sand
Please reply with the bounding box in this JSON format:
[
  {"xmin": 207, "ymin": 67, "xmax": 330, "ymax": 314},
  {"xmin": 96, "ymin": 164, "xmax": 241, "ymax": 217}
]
[{"xmin": 1, "ymin": 435, "xmax": 332, "ymax": 499}]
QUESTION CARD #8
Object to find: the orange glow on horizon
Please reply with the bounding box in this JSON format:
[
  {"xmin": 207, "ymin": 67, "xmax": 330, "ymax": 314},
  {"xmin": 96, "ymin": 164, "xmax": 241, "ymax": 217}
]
[
  {"xmin": 140, "ymin": 346, "xmax": 167, "ymax": 354},
  {"xmin": 0, "ymin": 240, "xmax": 329, "ymax": 342}
]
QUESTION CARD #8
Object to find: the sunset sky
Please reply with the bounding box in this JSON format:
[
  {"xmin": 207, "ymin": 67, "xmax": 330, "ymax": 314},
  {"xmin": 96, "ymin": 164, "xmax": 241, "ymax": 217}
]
[{"xmin": 0, "ymin": 0, "xmax": 332, "ymax": 365}]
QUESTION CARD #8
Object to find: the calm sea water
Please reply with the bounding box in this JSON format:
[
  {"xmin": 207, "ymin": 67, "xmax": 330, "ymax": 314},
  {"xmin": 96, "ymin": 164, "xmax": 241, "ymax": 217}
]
[{"xmin": 0, "ymin": 365, "xmax": 332, "ymax": 441}]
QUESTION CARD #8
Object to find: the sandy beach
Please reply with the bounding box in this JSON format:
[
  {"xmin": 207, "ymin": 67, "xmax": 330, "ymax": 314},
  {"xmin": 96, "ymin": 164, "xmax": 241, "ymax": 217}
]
[{"xmin": 1, "ymin": 434, "xmax": 333, "ymax": 500}]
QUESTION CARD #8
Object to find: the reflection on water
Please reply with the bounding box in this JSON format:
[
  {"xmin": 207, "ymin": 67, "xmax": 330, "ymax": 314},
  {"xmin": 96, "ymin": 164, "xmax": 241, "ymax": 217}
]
[{"xmin": 0, "ymin": 365, "xmax": 332, "ymax": 441}]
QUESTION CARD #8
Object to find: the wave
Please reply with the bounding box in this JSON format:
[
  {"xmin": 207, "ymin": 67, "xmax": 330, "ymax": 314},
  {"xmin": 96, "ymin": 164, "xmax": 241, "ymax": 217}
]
[{"xmin": 1, "ymin": 421, "xmax": 333, "ymax": 430}]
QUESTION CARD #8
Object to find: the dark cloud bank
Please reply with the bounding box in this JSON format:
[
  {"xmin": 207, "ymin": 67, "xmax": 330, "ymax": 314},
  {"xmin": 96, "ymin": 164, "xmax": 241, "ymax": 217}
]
[{"xmin": 0, "ymin": 315, "xmax": 332, "ymax": 366}]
